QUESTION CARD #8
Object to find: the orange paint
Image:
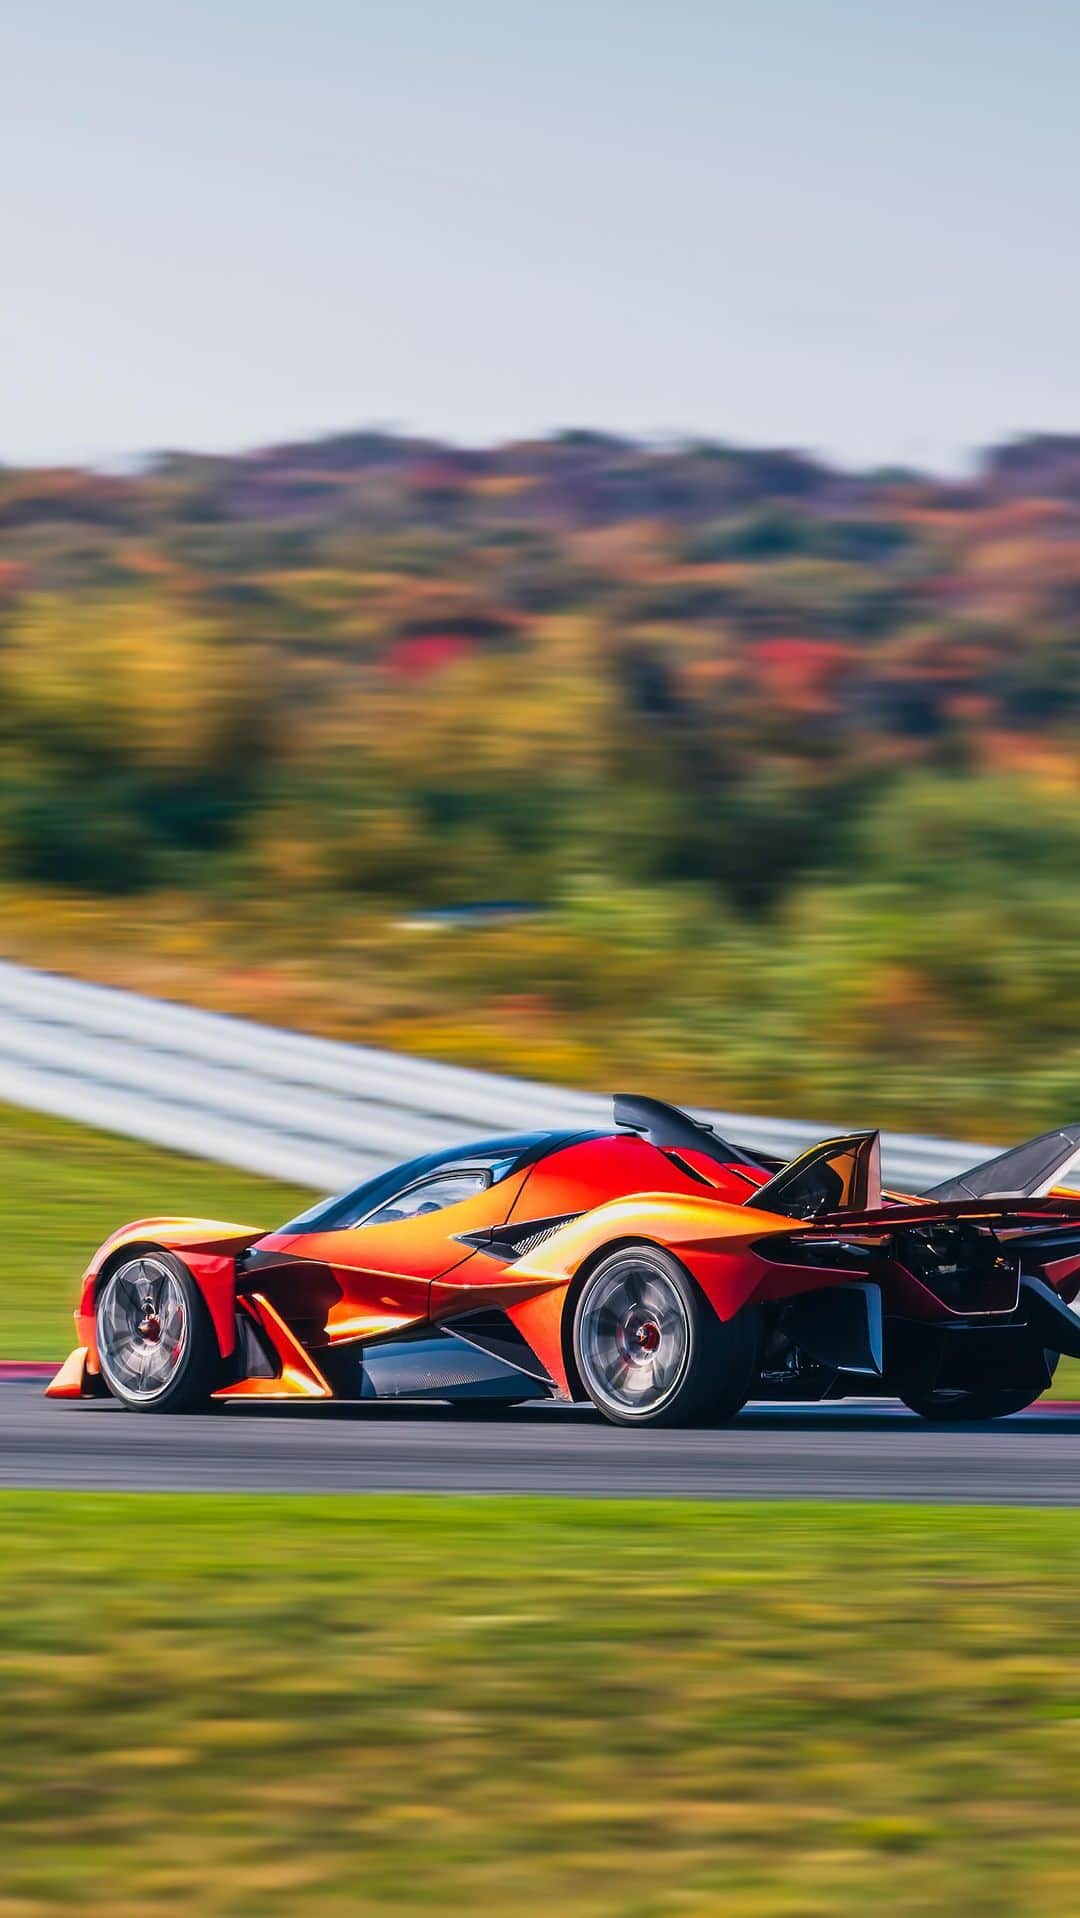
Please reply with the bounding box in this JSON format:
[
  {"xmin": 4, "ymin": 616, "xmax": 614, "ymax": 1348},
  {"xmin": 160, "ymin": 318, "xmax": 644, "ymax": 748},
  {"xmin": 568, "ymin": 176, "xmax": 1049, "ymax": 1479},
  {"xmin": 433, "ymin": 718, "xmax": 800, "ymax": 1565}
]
[
  {"xmin": 45, "ymin": 1346, "xmax": 88, "ymax": 1399},
  {"xmin": 212, "ymin": 1295, "xmax": 332, "ymax": 1401}
]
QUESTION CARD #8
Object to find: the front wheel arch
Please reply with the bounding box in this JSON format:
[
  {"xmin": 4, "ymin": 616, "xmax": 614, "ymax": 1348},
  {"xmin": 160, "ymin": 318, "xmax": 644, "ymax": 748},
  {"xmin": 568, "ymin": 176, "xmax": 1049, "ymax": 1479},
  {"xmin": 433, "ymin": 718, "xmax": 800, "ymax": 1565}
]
[
  {"xmin": 94, "ymin": 1242, "xmax": 236, "ymax": 1363},
  {"xmin": 94, "ymin": 1241, "xmax": 164, "ymax": 1299},
  {"xmin": 94, "ymin": 1247, "xmax": 219, "ymax": 1413},
  {"xmin": 91, "ymin": 1242, "xmax": 162, "ymax": 1356}
]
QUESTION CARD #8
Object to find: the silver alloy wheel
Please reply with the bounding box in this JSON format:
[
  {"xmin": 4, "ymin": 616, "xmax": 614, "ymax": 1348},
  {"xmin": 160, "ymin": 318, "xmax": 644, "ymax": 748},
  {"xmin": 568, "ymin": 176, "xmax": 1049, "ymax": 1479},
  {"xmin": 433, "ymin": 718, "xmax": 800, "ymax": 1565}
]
[
  {"xmin": 577, "ymin": 1255, "xmax": 691, "ymax": 1419},
  {"xmin": 96, "ymin": 1256, "xmax": 189, "ymax": 1405}
]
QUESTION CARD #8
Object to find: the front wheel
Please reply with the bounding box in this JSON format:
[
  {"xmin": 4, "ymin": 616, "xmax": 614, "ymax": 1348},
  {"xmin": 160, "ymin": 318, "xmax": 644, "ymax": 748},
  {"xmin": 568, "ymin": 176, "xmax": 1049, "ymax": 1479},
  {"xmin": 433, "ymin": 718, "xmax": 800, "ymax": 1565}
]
[
  {"xmin": 572, "ymin": 1245, "xmax": 759, "ymax": 1428},
  {"xmin": 96, "ymin": 1251, "xmax": 217, "ymax": 1412}
]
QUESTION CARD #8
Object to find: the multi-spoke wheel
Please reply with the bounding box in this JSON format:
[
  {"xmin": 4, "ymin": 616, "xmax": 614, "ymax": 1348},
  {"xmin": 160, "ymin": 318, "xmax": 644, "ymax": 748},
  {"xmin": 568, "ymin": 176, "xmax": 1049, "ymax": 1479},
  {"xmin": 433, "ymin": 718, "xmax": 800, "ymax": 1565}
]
[
  {"xmin": 95, "ymin": 1251, "xmax": 217, "ymax": 1412},
  {"xmin": 572, "ymin": 1245, "xmax": 759, "ymax": 1427}
]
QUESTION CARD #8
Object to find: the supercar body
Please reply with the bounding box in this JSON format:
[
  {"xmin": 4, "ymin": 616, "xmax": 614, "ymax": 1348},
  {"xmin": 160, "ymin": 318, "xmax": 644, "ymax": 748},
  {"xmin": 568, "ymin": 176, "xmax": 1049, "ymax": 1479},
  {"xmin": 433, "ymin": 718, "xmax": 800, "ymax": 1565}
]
[{"xmin": 50, "ymin": 1098, "xmax": 1080, "ymax": 1427}]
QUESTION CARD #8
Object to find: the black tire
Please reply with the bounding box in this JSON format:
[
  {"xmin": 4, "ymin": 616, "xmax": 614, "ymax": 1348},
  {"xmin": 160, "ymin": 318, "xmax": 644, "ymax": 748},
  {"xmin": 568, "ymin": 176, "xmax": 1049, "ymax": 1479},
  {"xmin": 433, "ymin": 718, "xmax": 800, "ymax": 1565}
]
[
  {"xmin": 899, "ymin": 1385, "xmax": 1046, "ymax": 1422},
  {"xmin": 572, "ymin": 1244, "xmax": 759, "ymax": 1428},
  {"xmin": 95, "ymin": 1250, "xmax": 218, "ymax": 1413}
]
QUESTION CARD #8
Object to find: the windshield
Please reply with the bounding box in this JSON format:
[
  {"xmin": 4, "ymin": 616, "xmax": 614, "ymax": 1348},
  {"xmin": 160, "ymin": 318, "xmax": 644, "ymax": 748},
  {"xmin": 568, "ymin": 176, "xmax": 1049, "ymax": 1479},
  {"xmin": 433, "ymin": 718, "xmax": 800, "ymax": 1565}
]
[{"xmin": 277, "ymin": 1131, "xmax": 583, "ymax": 1235}]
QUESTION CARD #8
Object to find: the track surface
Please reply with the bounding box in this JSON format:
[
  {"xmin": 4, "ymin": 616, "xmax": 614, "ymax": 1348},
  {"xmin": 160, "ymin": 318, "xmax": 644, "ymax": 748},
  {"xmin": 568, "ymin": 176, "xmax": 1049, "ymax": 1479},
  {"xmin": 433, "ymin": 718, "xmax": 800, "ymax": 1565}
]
[{"xmin": 4, "ymin": 1384, "xmax": 1080, "ymax": 1502}]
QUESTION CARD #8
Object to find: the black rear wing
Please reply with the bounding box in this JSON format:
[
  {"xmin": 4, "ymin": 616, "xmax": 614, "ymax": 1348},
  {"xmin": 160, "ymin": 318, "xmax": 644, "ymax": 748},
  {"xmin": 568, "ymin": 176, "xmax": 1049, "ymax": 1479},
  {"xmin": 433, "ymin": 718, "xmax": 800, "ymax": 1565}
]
[{"xmin": 924, "ymin": 1124, "xmax": 1080, "ymax": 1202}]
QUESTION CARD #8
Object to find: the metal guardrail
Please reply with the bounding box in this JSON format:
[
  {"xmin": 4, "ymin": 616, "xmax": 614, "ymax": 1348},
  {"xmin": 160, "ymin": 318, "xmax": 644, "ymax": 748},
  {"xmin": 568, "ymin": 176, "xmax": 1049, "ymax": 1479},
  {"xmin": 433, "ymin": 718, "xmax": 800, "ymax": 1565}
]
[{"xmin": 0, "ymin": 958, "xmax": 992, "ymax": 1196}]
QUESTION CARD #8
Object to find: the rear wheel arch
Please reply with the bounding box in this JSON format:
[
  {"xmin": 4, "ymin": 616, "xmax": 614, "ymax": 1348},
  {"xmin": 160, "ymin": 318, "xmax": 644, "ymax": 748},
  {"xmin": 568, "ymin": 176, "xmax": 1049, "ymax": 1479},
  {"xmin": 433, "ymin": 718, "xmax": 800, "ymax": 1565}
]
[
  {"xmin": 559, "ymin": 1236, "xmax": 661, "ymax": 1401},
  {"xmin": 562, "ymin": 1238, "xmax": 760, "ymax": 1423}
]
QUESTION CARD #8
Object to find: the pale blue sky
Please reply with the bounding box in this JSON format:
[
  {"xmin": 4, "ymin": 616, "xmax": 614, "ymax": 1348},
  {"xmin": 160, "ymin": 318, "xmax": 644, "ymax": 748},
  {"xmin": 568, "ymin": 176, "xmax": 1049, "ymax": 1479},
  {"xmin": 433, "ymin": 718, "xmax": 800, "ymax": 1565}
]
[{"xmin": 2, "ymin": 0, "xmax": 1078, "ymax": 471}]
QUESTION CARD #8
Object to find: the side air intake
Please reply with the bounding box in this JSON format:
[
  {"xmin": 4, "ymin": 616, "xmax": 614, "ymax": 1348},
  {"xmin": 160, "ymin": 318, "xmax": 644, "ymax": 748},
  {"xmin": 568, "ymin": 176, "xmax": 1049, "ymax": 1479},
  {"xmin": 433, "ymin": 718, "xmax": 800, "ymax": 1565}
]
[{"xmin": 455, "ymin": 1213, "xmax": 583, "ymax": 1262}]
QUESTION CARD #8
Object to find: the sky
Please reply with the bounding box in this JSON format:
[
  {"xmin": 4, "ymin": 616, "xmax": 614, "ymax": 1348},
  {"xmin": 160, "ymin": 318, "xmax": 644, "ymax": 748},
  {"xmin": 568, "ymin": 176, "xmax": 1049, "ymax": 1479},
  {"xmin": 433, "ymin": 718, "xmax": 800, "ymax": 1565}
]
[{"xmin": 1, "ymin": 0, "xmax": 1079, "ymax": 473}]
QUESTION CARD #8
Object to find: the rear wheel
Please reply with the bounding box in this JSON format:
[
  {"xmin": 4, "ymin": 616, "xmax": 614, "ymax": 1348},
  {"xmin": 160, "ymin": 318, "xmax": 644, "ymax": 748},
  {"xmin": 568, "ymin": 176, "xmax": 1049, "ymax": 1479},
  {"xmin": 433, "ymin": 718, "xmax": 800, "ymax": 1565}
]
[
  {"xmin": 572, "ymin": 1245, "xmax": 759, "ymax": 1428},
  {"xmin": 899, "ymin": 1385, "xmax": 1046, "ymax": 1422},
  {"xmin": 96, "ymin": 1251, "xmax": 217, "ymax": 1412}
]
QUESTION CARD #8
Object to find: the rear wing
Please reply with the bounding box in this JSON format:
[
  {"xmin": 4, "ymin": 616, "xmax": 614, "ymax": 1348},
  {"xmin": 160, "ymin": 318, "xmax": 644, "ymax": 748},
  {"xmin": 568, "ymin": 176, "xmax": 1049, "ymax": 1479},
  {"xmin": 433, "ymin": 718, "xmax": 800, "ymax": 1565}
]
[
  {"xmin": 746, "ymin": 1121, "xmax": 1080, "ymax": 1217},
  {"xmin": 923, "ymin": 1124, "xmax": 1080, "ymax": 1202}
]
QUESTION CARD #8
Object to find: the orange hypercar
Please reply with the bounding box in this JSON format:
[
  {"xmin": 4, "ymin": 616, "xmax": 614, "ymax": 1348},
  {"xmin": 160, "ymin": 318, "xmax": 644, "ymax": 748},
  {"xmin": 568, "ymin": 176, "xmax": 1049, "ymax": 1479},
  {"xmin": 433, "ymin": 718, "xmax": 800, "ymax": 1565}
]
[{"xmin": 50, "ymin": 1097, "xmax": 1080, "ymax": 1425}]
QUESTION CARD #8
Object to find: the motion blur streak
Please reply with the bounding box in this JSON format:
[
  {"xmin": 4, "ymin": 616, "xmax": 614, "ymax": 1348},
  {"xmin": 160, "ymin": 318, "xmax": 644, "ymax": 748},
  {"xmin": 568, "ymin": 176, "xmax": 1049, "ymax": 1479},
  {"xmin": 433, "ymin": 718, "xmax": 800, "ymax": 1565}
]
[
  {"xmin": 0, "ymin": 959, "xmax": 986, "ymax": 1193},
  {"xmin": 0, "ymin": 432, "xmax": 1078, "ymax": 1149}
]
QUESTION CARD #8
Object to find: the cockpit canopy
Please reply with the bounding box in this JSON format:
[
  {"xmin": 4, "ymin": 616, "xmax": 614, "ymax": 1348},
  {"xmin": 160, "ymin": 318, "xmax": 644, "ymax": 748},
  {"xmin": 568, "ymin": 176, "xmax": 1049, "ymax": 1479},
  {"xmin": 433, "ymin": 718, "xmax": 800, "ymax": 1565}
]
[{"xmin": 278, "ymin": 1132, "xmax": 591, "ymax": 1235}]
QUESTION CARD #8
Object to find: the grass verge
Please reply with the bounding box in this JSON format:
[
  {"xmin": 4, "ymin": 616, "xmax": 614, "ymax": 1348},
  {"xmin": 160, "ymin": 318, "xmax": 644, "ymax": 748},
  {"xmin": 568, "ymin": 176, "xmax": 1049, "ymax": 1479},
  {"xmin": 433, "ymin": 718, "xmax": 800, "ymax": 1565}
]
[
  {"xmin": 0, "ymin": 1102, "xmax": 310, "ymax": 1358},
  {"xmin": 3, "ymin": 1494, "xmax": 1080, "ymax": 1916}
]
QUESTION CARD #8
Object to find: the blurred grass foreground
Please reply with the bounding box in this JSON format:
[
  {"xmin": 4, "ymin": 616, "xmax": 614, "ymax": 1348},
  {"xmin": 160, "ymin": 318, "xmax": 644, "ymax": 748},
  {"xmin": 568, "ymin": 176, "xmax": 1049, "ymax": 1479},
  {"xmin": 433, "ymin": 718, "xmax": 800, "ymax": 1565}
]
[
  {"xmin": 5, "ymin": 1493, "xmax": 1080, "ymax": 1917},
  {"xmin": 1, "ymin": 430, "xmax": 1079, "ymax": 1136}
]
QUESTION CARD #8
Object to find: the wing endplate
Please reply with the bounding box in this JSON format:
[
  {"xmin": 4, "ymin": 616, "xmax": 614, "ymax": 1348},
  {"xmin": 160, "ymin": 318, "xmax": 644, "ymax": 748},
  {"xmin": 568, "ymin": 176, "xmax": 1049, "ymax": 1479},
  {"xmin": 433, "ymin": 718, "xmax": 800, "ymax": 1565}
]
[{"xmin": 746, "ymin": 1132, "xmax": 882, "ymax": 1220}]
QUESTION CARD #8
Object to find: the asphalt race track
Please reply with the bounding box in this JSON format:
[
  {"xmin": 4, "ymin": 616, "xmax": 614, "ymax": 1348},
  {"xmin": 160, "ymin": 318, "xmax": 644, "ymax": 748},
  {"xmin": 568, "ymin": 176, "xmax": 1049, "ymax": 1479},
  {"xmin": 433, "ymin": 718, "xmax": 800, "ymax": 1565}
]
[{"xmin": 3, "ymin": 1382, "xmax": 1080, "ymax": 1502}]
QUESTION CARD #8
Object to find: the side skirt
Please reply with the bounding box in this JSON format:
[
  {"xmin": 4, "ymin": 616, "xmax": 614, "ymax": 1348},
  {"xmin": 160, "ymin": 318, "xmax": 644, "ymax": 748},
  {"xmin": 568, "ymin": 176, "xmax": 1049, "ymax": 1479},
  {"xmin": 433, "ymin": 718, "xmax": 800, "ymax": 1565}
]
[{"xmin": 324, "ymin": 1323, "xmax": 555, "ymax": 1404}]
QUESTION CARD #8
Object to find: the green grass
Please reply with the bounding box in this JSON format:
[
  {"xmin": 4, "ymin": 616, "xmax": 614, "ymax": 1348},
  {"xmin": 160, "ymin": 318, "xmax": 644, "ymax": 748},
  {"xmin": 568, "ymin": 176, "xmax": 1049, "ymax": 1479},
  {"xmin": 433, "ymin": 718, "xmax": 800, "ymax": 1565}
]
[
  {"xmin": 4, "ymin": 1494, "xmax": 1080, "ymax": 1915},
  {"xmin": 0, "ymin": 1103, "xmax": 310, "ymax": 1358}
]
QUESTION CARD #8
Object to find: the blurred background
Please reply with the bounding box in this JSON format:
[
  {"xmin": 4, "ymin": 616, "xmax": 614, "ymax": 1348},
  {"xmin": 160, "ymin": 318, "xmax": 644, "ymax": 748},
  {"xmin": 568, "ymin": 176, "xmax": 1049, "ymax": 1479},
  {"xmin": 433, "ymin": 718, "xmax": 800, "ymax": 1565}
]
[
  {"xmin": 1, "ymin": 3, "xmax": 1078, "ymax": 1147},
  {"xmin": 2, "ymin": 419, "xmax": 1079, "ymax": 1138},
  {"xmin": 3, "ymin": 10, "xmax": 1080, "ymax": 1918}
]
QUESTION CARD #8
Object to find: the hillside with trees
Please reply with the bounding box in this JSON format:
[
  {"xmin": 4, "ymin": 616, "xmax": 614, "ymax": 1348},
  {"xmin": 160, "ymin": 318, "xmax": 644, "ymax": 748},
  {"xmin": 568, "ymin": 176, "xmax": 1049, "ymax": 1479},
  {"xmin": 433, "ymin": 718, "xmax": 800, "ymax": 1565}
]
[{"xmin": 1, "ymin": 429, "xmax": 1078, "ymax": 1137}]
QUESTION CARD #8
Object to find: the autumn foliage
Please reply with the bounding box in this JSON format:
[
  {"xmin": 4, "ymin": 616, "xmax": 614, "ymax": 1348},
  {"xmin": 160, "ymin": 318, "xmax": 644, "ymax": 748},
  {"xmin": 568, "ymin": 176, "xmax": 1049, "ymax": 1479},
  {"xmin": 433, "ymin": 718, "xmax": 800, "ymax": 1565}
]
[{"xmin": 0, "ymin": 429, "xmax": 1077, "ymax": 1135}]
